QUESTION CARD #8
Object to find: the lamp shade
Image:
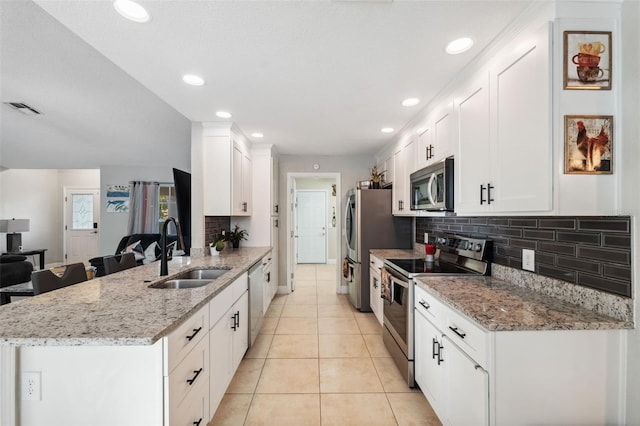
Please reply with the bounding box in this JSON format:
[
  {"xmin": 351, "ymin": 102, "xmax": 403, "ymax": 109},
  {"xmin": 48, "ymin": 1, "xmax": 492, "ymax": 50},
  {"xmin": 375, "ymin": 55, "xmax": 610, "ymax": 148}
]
[{"xmin": 0, "ymin": 219, "xmax": 30, "ymax": 233}]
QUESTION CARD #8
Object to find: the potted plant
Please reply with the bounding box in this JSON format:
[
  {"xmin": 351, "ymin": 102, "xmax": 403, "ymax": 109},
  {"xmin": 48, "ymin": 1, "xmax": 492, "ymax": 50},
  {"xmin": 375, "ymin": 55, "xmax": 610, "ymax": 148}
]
[
  {"xmin": 225, "ymin": 225, "xmax": 248, "ymax": 249},
  {"xmin": 370, "ymin": 165, "xmax": 386, "ymax": 189},
  {"xmin": 209, "ymin": 234, "xmax": 226, "ymax": 256}
]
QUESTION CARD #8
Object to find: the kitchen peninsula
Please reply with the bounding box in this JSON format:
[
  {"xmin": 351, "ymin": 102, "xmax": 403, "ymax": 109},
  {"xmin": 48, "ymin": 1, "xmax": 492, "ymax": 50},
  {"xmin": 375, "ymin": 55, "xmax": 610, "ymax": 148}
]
[{"xmin": 0, "ymin": 247, "xmax": 271, "ymax": 426}]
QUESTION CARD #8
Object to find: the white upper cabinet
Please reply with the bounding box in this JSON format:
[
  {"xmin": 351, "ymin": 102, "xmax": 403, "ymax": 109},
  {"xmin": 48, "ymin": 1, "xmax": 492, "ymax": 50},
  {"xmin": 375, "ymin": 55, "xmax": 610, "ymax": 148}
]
[
  {"xmin": 392, "ymin": 138, "xmax": 416, "ymax": 216},
  {"xmin": 457, "ymin": 23, "xmax": 552, "ymax": 214},
  {"xmin": 203, "ymin": 130, "xmax": 252, "ymax": 217}
]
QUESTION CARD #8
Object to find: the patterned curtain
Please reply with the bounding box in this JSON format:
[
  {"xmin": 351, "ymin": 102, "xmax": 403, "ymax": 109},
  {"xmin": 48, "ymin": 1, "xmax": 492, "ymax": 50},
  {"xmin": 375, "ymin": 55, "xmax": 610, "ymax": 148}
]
[{"xmin": 127, "ymin": 181, "xmax": 160, "ymax": 234}]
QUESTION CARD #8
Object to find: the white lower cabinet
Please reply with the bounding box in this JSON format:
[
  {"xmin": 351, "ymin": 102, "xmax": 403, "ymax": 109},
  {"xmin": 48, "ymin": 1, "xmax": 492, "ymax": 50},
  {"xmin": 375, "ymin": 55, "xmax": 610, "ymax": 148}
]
[
  {"xmin": 369, "ymin": 255, "xmax": 383, "ymax": 325},
  {"xmin": 209, "ymin": 273, "xmax": 249, "ymax": 416},
  {"xmin": 414, "ymin": 283, "xmax": 623, "ymax": 426}
]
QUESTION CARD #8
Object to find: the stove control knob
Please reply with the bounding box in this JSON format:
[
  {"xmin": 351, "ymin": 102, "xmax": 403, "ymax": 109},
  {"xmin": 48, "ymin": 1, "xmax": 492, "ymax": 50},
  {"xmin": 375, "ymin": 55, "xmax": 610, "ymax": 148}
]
[{"xmin": 474, "ymin": 243, "xmax": 483, "ymax": 252}]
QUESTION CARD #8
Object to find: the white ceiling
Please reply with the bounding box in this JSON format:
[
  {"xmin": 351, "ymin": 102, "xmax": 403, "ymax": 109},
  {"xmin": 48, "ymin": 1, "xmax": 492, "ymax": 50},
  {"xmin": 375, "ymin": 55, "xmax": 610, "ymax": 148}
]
[{"xmin": 1, "ymin": 0, "xmax": 532, "ymax": 169}]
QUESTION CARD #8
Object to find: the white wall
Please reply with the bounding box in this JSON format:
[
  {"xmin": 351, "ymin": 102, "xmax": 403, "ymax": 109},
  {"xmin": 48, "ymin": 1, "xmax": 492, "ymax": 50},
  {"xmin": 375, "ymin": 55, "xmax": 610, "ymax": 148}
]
[
  {"xmin": 620, "ymin": 0, "xmax": 640, "ymax": 423},
  {"xmin": 0, "ymin": 169, "xmax": 99, "ymax": 265},
  {"xmin": 278, "ymin": 154, "xmax": 373, "ymax": 291},
  {"xmin": 99, "ymin": 165, "xmax": 186, "ymax": 256}
]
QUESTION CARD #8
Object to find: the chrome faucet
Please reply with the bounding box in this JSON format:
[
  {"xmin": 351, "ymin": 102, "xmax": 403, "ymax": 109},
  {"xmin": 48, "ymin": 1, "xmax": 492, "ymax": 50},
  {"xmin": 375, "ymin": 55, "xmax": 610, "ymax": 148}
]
[{"xmin": 160, "ymin": 217, "xmax": 185, "ymax": 276}]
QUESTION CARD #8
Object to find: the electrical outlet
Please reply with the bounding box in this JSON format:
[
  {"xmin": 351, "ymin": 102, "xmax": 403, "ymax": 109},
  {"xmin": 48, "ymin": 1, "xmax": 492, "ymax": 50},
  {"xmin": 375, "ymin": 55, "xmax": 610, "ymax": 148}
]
[
  {"xmin": 22, "ymin": 371, "xmax": 41, "ymax": 401},
  {"xmin": 424, "ymin": 233, "xmax": 429, "ymax": 244},
  {"xmin": 522, "ymin": 249, "xmax": 535, "ymax": 272}
]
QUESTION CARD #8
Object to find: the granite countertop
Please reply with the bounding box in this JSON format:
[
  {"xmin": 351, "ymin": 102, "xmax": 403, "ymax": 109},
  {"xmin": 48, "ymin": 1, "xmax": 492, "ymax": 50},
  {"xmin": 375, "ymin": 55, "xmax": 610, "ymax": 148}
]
[
  {"xmin": 371, "ymin": 248, "xmax": 630, "ymax": 331},
  {"xmin": 0, "ymin": 247, "xmax": 271, "ymax": 346}
]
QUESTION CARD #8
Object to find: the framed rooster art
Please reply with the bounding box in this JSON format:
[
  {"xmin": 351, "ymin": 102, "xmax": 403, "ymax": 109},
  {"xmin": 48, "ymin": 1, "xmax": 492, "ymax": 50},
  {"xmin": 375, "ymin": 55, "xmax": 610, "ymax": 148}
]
[{"xmin": 564, "ymin": 115, "xmax": 613, "ymax": 174}]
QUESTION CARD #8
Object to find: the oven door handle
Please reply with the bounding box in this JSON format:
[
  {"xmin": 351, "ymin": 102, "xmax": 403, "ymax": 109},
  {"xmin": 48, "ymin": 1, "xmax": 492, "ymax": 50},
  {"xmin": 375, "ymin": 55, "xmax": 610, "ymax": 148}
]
[{"xmin": 388, "ymin": 274, "xmax": 410, "ymax": 304}]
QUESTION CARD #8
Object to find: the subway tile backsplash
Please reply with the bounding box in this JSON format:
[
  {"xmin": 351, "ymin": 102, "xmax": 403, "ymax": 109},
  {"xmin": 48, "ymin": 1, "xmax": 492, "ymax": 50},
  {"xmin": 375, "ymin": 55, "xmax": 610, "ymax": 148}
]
[
  {"xmin": 416, "ymin": 216, "xmax": 632, "ymax": 298},
  {"xmin": 205, "ymin": 216, "xmax": 231, "ymax": 247}
]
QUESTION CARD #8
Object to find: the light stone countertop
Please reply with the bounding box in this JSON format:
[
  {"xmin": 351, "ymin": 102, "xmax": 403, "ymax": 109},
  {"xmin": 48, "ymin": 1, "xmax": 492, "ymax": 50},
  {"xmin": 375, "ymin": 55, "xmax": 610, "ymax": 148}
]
[
  {"xmin": 371, "ymin": 248, "xmax": 631, "ymax": 331},
  {"xmin": 0, "ymin": 247, "xmax": 271, "ymax": 346}
]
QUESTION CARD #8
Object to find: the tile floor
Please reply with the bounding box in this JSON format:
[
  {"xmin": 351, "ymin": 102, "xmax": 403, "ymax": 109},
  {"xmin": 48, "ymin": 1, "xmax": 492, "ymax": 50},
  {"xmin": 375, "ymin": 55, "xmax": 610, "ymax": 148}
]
[{"xmin": 209, "ymin": 264, "xmax": 442, "ymax": 426}]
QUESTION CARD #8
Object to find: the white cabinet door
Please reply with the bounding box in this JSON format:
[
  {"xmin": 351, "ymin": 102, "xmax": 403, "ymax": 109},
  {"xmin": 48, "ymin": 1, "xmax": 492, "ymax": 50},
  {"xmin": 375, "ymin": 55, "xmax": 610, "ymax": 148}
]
[
  {"xmin": 432, "ymin": 102, "xmax": 454, "ymax": 165},
  {"xmin": 392, "ymin": 147, "xmax": 404, "ymax": 215},
  {"xmin": 392, "ymin": 139, "xmax": 416, "ymax": 216},
  {"xmin": 416, "ymin": 127, "xmax": 432, "ymax": 171},
  {"xmin": 232, "ymin": 290, "xmax": 249, "ymax": 370},
  {"xmin": 443, "ymin": 336, "xmax": 489, "ymax": 426},
  {"xmin": 242, "ymin": 152, "xmax": 253, "ymax": 215},
  {"xmin": 209, "ymin": 307, "xmax": 234, "ymax": 416},
  {"xmin": 369, "ymin": 267, "xmax": 382, "ymax": 325},
  {"xmin": 456, "ymin": 74, "xmax": 492, "ymax": 214},
  {"xmin": 414, "ymin": 310, "xmax": 446, "ymax": 421},
  {"xmin": 490, "ymin": 23, "xmax": 552, "ymax": 213}
]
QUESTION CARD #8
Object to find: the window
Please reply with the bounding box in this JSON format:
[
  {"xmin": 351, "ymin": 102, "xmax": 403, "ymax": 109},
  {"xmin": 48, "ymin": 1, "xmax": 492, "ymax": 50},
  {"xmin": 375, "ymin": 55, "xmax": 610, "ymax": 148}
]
[{"xmin": 158, "ymin": 184, "xmax": 177, "ymax": 232}]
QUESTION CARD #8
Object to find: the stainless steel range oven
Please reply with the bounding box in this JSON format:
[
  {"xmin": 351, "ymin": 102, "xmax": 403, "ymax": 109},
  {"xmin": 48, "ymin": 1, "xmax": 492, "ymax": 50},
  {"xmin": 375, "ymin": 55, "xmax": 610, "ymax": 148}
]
[{"xmin": 382, "ymin": 234, "xmax": 491, "ymax": 387}]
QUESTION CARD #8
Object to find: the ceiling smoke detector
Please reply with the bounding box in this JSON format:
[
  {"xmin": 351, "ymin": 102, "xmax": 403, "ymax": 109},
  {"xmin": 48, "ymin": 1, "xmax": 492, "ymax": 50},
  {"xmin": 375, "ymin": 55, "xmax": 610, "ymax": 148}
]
[{"xmin": 5, "ymin": 102, "xmax": 41, "ymax": 115}]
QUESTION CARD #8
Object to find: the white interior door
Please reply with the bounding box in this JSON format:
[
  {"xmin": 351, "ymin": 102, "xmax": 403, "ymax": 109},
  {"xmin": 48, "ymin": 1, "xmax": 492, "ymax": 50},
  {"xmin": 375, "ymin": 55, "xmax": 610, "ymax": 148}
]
[
  {"xmin": 296, "ymin": 190, "xmax": 327, "ymax": 264},
  {"xmin": 65, "ymin": 188, "xmax": 100, "ymax": 264}
]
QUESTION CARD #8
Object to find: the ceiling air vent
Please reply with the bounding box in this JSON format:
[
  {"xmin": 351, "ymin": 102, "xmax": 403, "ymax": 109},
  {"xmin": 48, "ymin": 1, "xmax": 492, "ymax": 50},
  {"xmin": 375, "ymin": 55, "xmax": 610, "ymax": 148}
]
[{"xmin": 5, "ymin": 102, "xmax": 41, "ymax": 115}]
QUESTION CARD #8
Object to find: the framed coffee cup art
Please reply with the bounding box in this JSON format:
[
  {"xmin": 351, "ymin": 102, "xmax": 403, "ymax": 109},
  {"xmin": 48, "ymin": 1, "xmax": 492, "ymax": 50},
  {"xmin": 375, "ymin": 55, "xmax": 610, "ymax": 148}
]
[
  {"xmin": 564, "ymin": 115, "xmax": 613, "ymax": 174},
  {"xmin": 564, "ymin": 31, "xmax": 612, "ymax": 90}
]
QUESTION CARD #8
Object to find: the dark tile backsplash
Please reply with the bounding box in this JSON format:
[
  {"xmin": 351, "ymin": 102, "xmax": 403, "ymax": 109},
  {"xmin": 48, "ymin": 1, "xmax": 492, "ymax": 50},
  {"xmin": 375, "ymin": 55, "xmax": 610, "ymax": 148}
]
[
  {"xmin": 416, "ymin": 216, "xmax": 632, "ymax": 298},
  {"xmin": 205, "ymin": 216, "xmax": 231, "ymax": 246}
]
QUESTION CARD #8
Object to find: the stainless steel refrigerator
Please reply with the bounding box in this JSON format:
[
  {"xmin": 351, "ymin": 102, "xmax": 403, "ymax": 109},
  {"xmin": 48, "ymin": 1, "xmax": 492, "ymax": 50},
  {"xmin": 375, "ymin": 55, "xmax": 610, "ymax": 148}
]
[{"xmin": 343, "ymin": 188, "xmax": 412, "ymax": 310}]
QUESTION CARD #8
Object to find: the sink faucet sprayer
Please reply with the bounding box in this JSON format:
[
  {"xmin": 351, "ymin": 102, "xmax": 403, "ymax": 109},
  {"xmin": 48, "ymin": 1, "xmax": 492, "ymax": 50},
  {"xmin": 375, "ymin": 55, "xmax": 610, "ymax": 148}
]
[{"xmin": 160, "ymin": 217, "xmax": 185, "ymax": 276}]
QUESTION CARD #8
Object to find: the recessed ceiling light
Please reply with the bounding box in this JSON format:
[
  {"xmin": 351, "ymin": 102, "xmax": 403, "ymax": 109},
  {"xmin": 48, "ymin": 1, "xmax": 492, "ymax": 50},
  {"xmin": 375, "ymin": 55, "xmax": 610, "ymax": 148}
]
[
  {"xmin": 216, "ymin": 111, "xmax": 232, "ymax": 119},
  {"xmin": 182, "ymin": 74, "xmax": 205, "ymax": 86},
  {"xmin": 402, "ymin": 98, "xmax": 420, "ymax": 107},
  {"xmin": 381, "ymin": 127, "xmax": 394, "ymax": 134},
  {"xmin": 251, "ymin": 133, "xmax": 264, "ymax": 138},
  {"xmin": 113, "ymin": 0, "xmax": 150, "ymax": 23},
  {"xmin": 446, "ymin": 37, "xmax": 474, "ymax": 55}
]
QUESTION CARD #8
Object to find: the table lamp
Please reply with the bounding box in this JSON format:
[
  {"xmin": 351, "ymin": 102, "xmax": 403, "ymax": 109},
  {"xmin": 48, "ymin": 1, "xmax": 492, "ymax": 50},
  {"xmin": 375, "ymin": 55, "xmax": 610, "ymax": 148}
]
[{"xmin": 0, "ymin": 219, "xmax": 30, "ymax": 252}]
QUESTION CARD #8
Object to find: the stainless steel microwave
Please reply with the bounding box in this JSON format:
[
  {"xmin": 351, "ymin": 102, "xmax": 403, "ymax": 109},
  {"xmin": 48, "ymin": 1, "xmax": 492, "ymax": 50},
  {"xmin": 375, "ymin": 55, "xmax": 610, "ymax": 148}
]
[{"xmin": 409, "ymin": 157, "xmax": 454, "ymax": 211}]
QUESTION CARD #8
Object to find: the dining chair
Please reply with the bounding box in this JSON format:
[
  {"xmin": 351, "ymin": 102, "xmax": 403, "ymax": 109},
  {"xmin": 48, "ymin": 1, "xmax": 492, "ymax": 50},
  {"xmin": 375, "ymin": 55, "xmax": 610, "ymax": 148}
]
[
  {"xmin": 31, "ymin": 263, "xmax": 88, "ymax": 295},
  {"xmin": 103, "ymin": 252, "xmax": 137, "ymax": 275}
]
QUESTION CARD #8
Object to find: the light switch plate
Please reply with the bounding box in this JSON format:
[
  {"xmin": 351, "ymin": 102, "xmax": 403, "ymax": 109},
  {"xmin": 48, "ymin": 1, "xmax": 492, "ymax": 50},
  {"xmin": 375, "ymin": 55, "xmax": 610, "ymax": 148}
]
[
  {"xmin": 424, "ymin": 233, "xmax": 429, "ymax": 244},
  {"xmin": 522, "ymin": 249, "xmax": 535, "ymax": 272}
]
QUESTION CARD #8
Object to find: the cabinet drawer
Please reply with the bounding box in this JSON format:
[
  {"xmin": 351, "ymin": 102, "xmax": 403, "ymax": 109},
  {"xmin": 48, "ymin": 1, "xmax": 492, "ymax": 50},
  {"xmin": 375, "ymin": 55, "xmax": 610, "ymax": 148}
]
[
  {"xmin": 414, "ymin": 284, "xmax": 445, "ymax": 330},
  {"xmin": 167, "ymin": 304, "xmax": 209, "ymax": 373},
  {"xmin": 169, "ymin": 366, "xmax": 209, "ymax": 426},
  {"xmin": 369, "ymin": 255, "xmax": 383, "ymax": 271},
  {"xmin": 169, "ymin": 334, "xmax": 209, "ymax": 409},
  {"xmin": 210, "ymin": 283, "xmax": 234, "ymax": 327},
  {"xmin": 232, "ymin": 272, "xmax": 248, "ymax": 301},
  {"xmin": 444, "ymin": 306, "xmax": 488, "ymax": 367}
]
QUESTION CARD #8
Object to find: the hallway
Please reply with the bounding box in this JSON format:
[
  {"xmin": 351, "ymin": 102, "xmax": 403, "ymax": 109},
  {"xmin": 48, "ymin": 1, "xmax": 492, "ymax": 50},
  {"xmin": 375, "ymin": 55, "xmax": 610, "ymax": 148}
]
[{"xmin": 210, "ymin": 264, "xmax": 441, "ymax": 425}]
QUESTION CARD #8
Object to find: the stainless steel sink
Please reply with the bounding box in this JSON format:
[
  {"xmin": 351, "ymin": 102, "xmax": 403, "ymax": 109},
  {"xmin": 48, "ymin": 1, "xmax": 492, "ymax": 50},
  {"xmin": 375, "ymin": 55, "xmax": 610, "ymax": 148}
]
[
  {"xmin": 174, "ymin": 268, "xmax": 230, "ymax": 280},
  {"xmin": 149, "ymin": 279, "xmax": 212, "ymax": 289}
]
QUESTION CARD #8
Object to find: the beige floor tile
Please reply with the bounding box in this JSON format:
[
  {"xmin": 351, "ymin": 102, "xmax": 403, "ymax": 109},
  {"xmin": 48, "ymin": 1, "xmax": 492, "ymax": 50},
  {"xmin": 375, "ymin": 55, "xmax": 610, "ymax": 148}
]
[
  {"xmin": 317, "ymin": 303, "xmax": 355, "ymax": 317},
  {"xmin": 319, "ymin": 334, "xmax": 369, "ymax": 358},
  {"xmin": 316, "ymin": 269, "xmax": 336, "ymax": 281},
  {"xmin": 275, "ymin": 317, "xmax": 318, "ymax": 334},
  {"xmin": 209, "ymin": 393, "xmax": 252, "ymax": 426},
  {"xmin": 245, "ymin": 394, "xmax": 320, "ymax": 426},
  {"xmin": 319, "ymin": 358, "xmax": 384, "ymax": 393},
  {"xmin": 356, "ymin": 314, "xmax": 383, "ymax": 334},
  {"xmin": 289, "ymin": 287, "xmax": 317, "ymax": 297},
  {"xmin": 281, "ymin": 303, "xmax": 318, "ymax": 317},
  {"xmin": 284, "ymin": 294, "xmax": 318, "ymax": 306},
  {"xmin": 363, "ymin": 334, "xmax": 390, "ymax": 357},
  {"xmin": 227, "ymin": 358, "xmax": 266, "ymax": 394},
  {"xmin": 245, "ymin": 334, "xmax": 274, "ymax": 359},
  {"xmin": 268, "ymin": 334, "xmax": 319, "ymax": 358},
  {"xmin": 264, "ymin": 303, "xmax": 284, "ymax": 318},
  {"xmin": 387, "ymin": 392, "xmax": 442, "ymax": 426},
  {"xmin": 316, "ymin": 281, "xmax": 339, "ymax": 295},
  {"xmin": 320, "ymin": 393, "xmax": 397, "ymax": 426},
  {"xmin": 259, "ymin": 317, "xmax": 279, "ymax": 334},
  {"xmin": 270, "ymin": 294, "xmax": 288, "ymax": 305},
  {"xmin": 255, "ymin": 358, "xmax": 320, "ymax": 393},
  {"xmin": 295, "ymin": 279, "xmax": 317, "ymax": 288},
  {"xmin": 372, "ymin": 357, "xmax": 414, "ymax": 393},
  {"xmin": 316, "ymin": 294, "xmax": 345, "ymax": 306},
  {"xmin": 318, "ymin": 317, "xmax": 360, "ymax": 335}
]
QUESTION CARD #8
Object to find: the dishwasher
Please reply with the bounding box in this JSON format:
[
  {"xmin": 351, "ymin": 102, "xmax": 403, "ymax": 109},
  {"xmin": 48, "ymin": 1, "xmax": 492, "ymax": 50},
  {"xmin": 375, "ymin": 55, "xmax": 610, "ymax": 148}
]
[{"xmin": 248, "ymin": 260, "xmax": 264, "ymax": 347}]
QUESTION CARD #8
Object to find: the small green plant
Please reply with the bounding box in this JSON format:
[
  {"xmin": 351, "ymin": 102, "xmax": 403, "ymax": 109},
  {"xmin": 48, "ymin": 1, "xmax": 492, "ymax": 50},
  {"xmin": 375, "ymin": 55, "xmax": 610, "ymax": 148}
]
[
  {"xmin": 209, "ymin": 233, "xmax": 226, "ymax": 252},
  {"xmin": 225, "ymin": 225, "xmax": 248, "ymax": 248}
]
